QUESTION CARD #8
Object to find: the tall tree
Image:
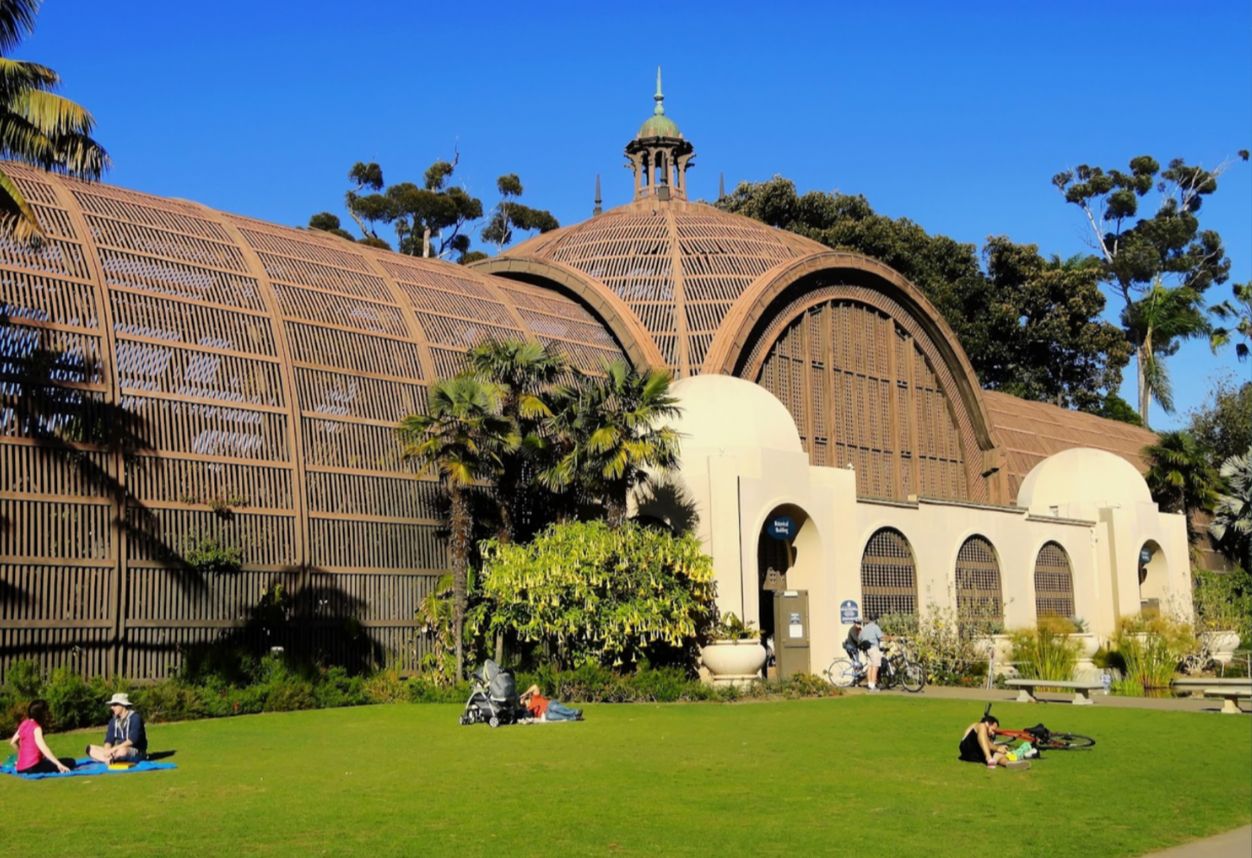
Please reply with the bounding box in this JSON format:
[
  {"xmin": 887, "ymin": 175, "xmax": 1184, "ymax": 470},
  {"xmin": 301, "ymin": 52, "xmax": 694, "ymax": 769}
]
[
  {"xmin": 306, "ymin": 212, "xmax": 355, "ymax": 241},
  {"xmin": 1123, "ymin": 279, "xmax": 1209, "ymax": 416},
  {"xmin": 397, "ymin": 374, "xmax": 512, "ymax": 680},
  {"xmin": 1189, "ymin": 379, "xmax": 1252, "ymax": 468},
  {"xmin": 1143, "ymin": 430, "xmax": 1221, "ymax": 543},
  {"xmin": 466, "ymin": 338, "xmax": 567, "ymax": 543},
  {"xmin": 544, "ymin": 360, "xmax": 681, "ymax": 527},
  {"xmin": 1210, "ymin": 281, "xmax": 1251, "ymax": 362},
  {"xmin": 1, "ymin": 0, "xmax": 108, "ymax": 241},
  {"xmin": 1052, "ymin": 153, "xmax": 1246, "ymax": 426},
  {"xmin": 481, "ymin": 173, "xmax": 559, "ymax": 252},
  {"xmin": 718, "ymin": 178, "xmax": 1130, "ymax": 412},
  {"xmin": 342, "ymin": 161, "xmax": 391, "ymax": 249},
  {"xmin": 1209, "ymin": 450, "xmax": 1251, "ymax": 570}
]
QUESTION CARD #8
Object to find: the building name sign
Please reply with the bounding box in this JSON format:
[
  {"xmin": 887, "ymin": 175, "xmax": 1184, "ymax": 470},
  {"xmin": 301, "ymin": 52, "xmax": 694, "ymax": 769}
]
[{"xmin": 765, "ymin": 515, "xmax": 796, "ymax": 541}]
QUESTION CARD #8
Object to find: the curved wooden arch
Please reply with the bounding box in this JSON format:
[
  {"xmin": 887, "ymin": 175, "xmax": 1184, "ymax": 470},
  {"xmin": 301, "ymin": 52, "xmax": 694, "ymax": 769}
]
[{"xmin": 473, "ymin": 256, "xmax": 666, "ymax": 372}]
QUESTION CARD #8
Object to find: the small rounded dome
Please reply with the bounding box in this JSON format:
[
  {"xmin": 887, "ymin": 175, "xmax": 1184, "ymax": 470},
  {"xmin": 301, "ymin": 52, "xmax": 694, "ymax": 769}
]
[
  {"xmin": 670, "ymin": 374, "xmax": 802, "ymax": 453},
  {"xmin": 1017, "ymin": 447, "xmax": 1152, "ymax": 512},
  {"xmin": 638, "ymin": 113, "xmax": 681, "ymax": 138}
]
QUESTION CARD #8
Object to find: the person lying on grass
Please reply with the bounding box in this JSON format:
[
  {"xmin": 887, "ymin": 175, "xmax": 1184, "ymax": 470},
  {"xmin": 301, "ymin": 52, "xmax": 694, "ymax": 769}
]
[
  {"xmin": 87, "ymin": 693, "xmax": 148, "ymax": 764},
  {"xmin": 519, "ymin": 684, "xmax": 584, "ymax": 722},
  {"xmin": 8, "ymin": 699, "xmax": 73, "ymax": 774},
  {"xmin": 958, "ymin": 714, "xmax": 1028, "ymax": 769}
]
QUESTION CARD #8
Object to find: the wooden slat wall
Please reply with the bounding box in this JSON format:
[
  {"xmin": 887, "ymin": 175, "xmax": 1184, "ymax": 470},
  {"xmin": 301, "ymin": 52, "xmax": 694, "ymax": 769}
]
[{"xmin": 1, "ymin": 165, "xmax": 626, "ymax": 681}]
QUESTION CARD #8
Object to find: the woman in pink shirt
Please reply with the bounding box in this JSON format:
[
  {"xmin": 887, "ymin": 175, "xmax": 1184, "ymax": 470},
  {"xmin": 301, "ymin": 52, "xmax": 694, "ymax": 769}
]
[{"xmin": 8, "ymin": 699, "xmax": 72, "ymax": 774}]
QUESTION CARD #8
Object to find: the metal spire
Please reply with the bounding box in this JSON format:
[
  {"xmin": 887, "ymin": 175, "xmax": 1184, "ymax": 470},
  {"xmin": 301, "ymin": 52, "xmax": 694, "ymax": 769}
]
[
  {"xmin": 654, "ymin": 66, "xmax": 665, "ymax": 115},
  {"xmin": 593, "ymin": 174, "xmax": 602, "ymax": 216},
  {"xmin": 719, "ymin": 172, "xmax": 726, "ymax": 200}
]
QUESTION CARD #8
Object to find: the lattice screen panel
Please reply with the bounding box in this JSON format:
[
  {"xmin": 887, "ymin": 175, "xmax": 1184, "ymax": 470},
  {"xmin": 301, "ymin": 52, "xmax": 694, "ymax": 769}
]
[
  {"xmin": 1034, "ymin": 541, "xmax": 1075, "ymax": 621},
  {"xmin": 954, "ymin": 535, "xmax": 1003, "ymax": 629},
  {"xmin": 1, "ymin": 164, "xmax": 625, "ymax": 681},
  {"xmin": 507, "ymin": 201, "xmax": 821, "ymax": 376},
  {"xmin": 859, "ymin": 528, "xmax": 918, "ymax": 626},
  {"xmin": 753, "ymin": 297, "xmax": 971, "ymax": 502}
]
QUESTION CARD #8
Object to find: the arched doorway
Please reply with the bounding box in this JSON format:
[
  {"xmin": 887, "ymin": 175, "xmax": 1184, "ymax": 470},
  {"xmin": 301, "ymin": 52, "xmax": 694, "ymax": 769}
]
[
  {"xmin": 1138, "ymin": 540, "xmax": 1167, "ymax": 615},
  {"xmin": 756, "ymin": 504, "xmax": 817, "ymax": 638}
]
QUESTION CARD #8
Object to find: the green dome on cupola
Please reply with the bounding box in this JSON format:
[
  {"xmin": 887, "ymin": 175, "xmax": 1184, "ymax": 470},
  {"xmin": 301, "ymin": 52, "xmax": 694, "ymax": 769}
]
[{"xmin": 637, "ymin": 67, "xmax": 681, "ymax": 139}]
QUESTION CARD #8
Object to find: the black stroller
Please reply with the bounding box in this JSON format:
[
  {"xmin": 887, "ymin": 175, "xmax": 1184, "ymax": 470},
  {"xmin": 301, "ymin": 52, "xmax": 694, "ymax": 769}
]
[{"xmin": 459, "ymin": 659, "xmax": 521, "ymax": 727}]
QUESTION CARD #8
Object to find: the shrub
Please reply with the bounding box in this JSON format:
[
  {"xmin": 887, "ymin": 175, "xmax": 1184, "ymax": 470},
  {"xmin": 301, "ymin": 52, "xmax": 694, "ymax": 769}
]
[
  {"xmin": 780, "ymin": 673, "xmax": 837, "ymax": 698},
  {"xmin": 183, "ymin": 535, "xmax": 244, "ymax": 576},
  {"xmin": 1193, "ymin": 568, "xmax": 1252, "ymax": 643},
  {"xmin": 908, "ymin": 606, "xmax": 989, "ymax": 687},
  {"xmin": 5, "ymin": 660, "xmax": 43, "ymax": 698},
  {"xmin": 43, "ymin": 668, "xmax": 111, "ymax": 731},
  {"xmin": 1008, "ymin": 616, "xmax": 1080, "ymax": 681},
  {"xmin": 478, "ymin": 521, "xmax": 716, "ymax": 670},
  {"xmin": 1112, "ymin": 613, "xmax": 1196, "ymax": 694}
]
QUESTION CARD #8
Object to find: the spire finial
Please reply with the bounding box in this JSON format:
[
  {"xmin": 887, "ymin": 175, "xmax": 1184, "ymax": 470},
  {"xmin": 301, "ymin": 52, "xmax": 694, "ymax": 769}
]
[
  {"xmin": 654, "ymin": 66, "xmax": 665, "ymax": 115},
  {"xmin": 719, "ymin": 172, "xmax": 726, "ymax": 200},
  {"xmin": 593, "ymin": 174, "xmax": 602, "ymax": 216}
]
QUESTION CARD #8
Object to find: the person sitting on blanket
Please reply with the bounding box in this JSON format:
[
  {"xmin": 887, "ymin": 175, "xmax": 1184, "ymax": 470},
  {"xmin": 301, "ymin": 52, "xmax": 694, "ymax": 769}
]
[
  {"xmin": 519, "ymin": 684, "xmax": 583, "ymax": 722},
  {"xmin": 8, "ymin": 699, "xmax": 73, "ymax": 774},
  {"xmin": 87, "ymin": 693, "xmax": 148, "ymax": 763},
  {"xmin": 958, "ymin": 714, "xmax": 1027, "ymax": 769}
]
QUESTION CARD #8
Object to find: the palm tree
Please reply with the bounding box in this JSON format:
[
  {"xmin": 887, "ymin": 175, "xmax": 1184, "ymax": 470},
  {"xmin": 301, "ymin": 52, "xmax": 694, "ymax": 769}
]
[
  {"xmin": 467, "ymin": 338, "xmax": 566, "ymax": 543},
  {"xmin": 545, "ymin": 360, "xmax": 682, "ymax": 527},
  {"xmin": 1124, "ymin": 280, "xmax": 1209, "ymax": 429},
  {"xmin": 1, "ymin": 0, "xmax": 109, "ymax": 241},
  {"xmin": 1143, "ymin": 430, "xmax": 1221, "ymax": 543},
  {"xmin": 397, "ymin": 374, "xmax": 512, "ymax": 680},
  {"xmin": 1209, "ymin": 449, "xmax": 1251, "ymax": 569}
]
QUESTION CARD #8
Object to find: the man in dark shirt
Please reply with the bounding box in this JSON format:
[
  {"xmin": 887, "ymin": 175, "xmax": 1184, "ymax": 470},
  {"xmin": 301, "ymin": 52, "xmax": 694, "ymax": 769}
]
[{"xmin": 87, "ymin": 693, "xmax": 148, "ymax": 763}]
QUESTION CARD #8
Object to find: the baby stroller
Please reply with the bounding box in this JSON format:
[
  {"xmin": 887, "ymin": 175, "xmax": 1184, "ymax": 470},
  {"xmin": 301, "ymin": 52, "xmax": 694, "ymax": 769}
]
[{"xmin": 459, "ymin": 659, "xmax": 521, "ymax": 727}]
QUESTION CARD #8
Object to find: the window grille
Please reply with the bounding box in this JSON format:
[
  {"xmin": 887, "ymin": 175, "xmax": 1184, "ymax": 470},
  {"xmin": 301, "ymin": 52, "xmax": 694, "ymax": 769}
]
[
  {"xmin": 954, "ymin": 535, "xmax": 1002, "ymax": 630},
  {"xmin": 1033, "ymin": 541, "xmax": 1075, "ymax": 620},
  {"xmin": 860, "ymin": 528, "xmax": 917, "ymax": 628}
]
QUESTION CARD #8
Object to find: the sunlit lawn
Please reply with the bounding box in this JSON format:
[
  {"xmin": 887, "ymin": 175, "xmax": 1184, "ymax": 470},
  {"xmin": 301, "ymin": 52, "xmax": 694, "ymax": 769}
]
[{"xmin": 2, "ymin": 696, "xmax": 1248, "ymax": 856}]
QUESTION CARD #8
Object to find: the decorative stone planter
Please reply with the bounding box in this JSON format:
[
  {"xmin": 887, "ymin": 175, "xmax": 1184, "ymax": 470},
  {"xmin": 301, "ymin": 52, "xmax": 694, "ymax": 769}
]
[
  {"xmin": 1200, "ymin": 630, "xmax": 1241, "ymax": 665},
  {"xmin": 699, "ymin": 640, "xmax": 767, "ymax": 687}
]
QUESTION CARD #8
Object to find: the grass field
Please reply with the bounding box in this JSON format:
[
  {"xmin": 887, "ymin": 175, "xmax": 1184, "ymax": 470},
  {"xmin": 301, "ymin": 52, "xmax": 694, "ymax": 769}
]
[{"xmin": 2, "ymin": 696, "xmax": 1248, "ymax": 856}]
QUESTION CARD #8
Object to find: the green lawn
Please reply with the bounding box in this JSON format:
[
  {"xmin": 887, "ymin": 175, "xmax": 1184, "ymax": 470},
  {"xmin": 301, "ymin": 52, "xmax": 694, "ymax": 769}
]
[{"xmin": 2, "ymin": 696, "xmax": 1248, "ymax": 856}]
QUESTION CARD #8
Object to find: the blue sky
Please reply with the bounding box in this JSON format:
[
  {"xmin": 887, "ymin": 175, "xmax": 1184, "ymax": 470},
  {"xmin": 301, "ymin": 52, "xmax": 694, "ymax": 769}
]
[{"xmin": 22, "ymin": 0, "xmax": 1251, "ymax": 428}]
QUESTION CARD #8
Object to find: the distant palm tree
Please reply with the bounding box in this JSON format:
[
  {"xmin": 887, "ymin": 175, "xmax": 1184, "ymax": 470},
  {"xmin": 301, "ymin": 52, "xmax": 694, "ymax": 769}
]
[
  {"xmin": 545, "ymin": 360, "xmax": 681, "ymax": 527},
  {"xmin": 1144, "ymin": 430, "xmax": 1220, "ymax": 543},
  {"xmin": 1209, "ymin": 449, "xmax": 1251, "ymax": 568},
  {"xmin": 398, "ymin": 374, "xmax": 512, "ymax": 680},
  {"xmin": 1, "ymin": 0, "xmax": 108, "ymax": 241},
  {"xmin": 1124, "ymin": 280, "xmax": 1209, "ymax": 428},
  {"xmin": 467, "ymin": 338, "xmax": 566, "ymax": 543}
]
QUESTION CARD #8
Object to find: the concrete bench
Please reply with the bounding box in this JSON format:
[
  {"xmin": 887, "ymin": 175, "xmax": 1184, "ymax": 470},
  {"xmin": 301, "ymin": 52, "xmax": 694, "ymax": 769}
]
[
  {"xmin": 1203, "ymin": 687, "xmax": 1251, "ymax": 715},
  {"xmin": 1172, "ymin": 677, "xmax": 1250, "ymax": 688},
  {"xmin": 1006, "ymin": 678, "xmax": 1103, "ymax": 705}
]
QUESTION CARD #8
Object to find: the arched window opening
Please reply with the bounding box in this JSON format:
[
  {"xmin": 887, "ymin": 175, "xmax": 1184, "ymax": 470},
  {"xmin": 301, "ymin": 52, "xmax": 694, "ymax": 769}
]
[
  {"xmin": 1034, "ymin": 541, "xmax": 1075, "ymax": 622},
  {"xmin": 955, "ymin": 535, "xmax": 1003, "ymax": 633},
  {"xmin": 860, "ymin": 528, "xmax": 918, "ymax": 630}
]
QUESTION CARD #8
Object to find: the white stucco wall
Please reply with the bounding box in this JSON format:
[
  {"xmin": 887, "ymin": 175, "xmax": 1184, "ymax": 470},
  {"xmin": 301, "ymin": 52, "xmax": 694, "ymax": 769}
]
[{"xmin": 661, "ymin": 375, "xmax": 1192, "ymax": 676}]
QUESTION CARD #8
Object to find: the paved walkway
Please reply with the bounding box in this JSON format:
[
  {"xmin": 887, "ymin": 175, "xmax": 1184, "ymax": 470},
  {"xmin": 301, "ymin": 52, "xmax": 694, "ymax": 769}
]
[
  {"xmin": 856, "ymin": 684, "xmax": 1249, "ymax": 856},
  {"xmin": 854, "ymin": 682, "xmax": 1249, "ymax": 715}
]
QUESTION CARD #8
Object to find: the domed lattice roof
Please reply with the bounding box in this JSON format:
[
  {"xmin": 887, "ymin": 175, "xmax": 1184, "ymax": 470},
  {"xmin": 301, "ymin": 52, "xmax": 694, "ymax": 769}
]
[{"xmin": 498, "ymin": 198, "xmax": 827, "ymax": 375}]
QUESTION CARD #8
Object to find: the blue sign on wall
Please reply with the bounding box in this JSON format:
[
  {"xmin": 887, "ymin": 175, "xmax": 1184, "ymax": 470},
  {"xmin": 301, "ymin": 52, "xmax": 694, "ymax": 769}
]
[
  {"xmin": 765, "ymin": 515, "xmax": 796, "ymax": 541},
  {"xmin": 840, "ymin": 600, "xmax": 860, "ymax": 624}
]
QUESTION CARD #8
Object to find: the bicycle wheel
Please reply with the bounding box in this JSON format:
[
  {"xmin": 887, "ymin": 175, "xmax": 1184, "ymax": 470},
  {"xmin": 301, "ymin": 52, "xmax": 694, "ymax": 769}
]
[
  {"xmin": 825, "ymin": 658, "xmax": 857, "ymax": 688},
  {"xmin": 1038, "ymin": 733, "xmax": 1095, "ymax": 750},
  {"xmin": 900, "ymin": 660, "xmax": 926, "ymax": 693}
]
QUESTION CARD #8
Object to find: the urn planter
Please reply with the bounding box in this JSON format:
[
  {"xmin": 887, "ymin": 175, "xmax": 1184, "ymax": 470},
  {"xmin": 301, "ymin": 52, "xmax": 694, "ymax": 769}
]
[
  {"xmin": 699, "ymin": 639, "xmax": 767, "ymax": 687},
  {"xmin": 1200, "ymin": 630, "xmax": 1241, "ymax": 665}
]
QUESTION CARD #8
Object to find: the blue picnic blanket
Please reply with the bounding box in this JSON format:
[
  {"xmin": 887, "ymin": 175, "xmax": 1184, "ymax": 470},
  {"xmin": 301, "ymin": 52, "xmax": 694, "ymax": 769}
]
[{"xmin": 1, "ymin": 756, "xmax": 176, "ymax": 780}]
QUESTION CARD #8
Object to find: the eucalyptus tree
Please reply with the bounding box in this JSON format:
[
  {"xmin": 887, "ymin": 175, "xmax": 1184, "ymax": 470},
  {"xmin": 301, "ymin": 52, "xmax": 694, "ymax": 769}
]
[
  {"xmin": 544, "ymin": 360, "xmax": 682, "ymax": 528},
  {"xmin": 1053, "ymin": 153, "xmax": 1247, "ymax": 426},
  {"xmin": 481, "ymin": 174, "xmax": 559, "ymax": 251},
  {"xmin": 1, "ymin": 0, "xmax": 108, "ymax": 241},
  {"xmin": 398, "ymin": 374, "xmax": 513, "ymax": 679}
]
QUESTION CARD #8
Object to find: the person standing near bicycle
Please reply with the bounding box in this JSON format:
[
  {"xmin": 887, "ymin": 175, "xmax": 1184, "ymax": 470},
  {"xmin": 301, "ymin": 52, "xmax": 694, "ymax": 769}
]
[
  {"xmin": 859, "ymin": 616, "xmax": 886, "ymax": 691},
  {"xmin": 843, "ymin": 618, "xmax": 863, "ymax": 666}
]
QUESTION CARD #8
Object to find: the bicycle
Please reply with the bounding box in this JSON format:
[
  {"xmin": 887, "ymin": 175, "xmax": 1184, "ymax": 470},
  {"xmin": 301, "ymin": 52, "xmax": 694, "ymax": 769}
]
[
  {"xmin": 982, "ymin": 704, "xmax": 1095, "ymax": 751},
  {"xmin": 825, "ymin": 639, "xmax": 926, "ymax": 692}
]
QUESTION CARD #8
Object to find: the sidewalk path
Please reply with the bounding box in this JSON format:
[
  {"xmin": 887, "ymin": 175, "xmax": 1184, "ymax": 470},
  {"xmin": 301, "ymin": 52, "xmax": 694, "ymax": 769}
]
[
  {"xmin": 861, "ymin": 682, "xmax": 1248, "ymax": 714},
  {"xmin": 1141, "ymin": 826, "xmax": 1252, "ymax": 857}
]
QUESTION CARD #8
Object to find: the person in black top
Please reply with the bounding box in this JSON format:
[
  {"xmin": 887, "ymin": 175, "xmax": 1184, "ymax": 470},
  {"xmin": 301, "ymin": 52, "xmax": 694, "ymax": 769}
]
[{"xmin": 843, "ymin": 619, "xmax": 863, "ymax": 665}]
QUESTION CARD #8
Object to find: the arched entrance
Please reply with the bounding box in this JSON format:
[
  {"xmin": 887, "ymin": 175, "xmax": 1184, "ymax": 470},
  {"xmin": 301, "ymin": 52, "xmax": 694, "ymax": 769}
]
[
  {"xmin": 1138, "ymin": 540, "xmax": 1168, "ymax": 615},
  {"xmin": 756, "ymin": 503, "xmax": 820, "ymax": 676}
]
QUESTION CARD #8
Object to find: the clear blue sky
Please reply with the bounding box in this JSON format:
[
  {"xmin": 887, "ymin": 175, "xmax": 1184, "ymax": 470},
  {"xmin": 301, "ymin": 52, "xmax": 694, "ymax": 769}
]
[{"xmin": 23, "ymin": 0, "xmax": 1252, "ymax": 428}]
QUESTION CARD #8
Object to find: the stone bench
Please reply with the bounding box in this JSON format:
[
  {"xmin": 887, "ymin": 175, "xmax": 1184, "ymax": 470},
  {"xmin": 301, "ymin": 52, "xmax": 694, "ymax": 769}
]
[
  {"xmin": 1006, "ymin": 678, "xmax": 1103, "ymax": 705},
  {"xmin": 1203, "ymin": 687, "xmax": 1251, "ymax": 715}
]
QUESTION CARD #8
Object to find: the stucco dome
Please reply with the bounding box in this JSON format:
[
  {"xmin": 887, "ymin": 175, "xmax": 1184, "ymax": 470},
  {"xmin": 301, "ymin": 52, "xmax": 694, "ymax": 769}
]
[
  {"xmin": 670, "ymin": 374, "xmax": 803, "ymax": 453},
  {"xmin": 1016, "ymin": 447, "xmax": 1153, "ymax": 513}
]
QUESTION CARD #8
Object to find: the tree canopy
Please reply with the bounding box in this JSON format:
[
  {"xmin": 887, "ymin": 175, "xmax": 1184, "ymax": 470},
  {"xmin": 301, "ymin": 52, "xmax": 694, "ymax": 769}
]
[
  {"xmin": 1, "ymin": 0, "xmax": 109, "ymax": 241},
  {"xmin": 717, "ymin": 178, "xmax": 1130, "ymax": 413}
]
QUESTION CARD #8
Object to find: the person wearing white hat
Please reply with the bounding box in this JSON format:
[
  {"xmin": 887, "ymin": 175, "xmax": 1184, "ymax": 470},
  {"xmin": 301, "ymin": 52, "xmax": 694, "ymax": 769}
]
[{"xmin": 87, "ymin": 693, "xmax": 148, "ymax": 764}]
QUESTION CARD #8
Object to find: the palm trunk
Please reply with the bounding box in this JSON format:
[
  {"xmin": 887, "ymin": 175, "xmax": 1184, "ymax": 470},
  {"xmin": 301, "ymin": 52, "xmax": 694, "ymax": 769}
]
[
  {"xmin": 1136, "ymin": 342, "xmax": 1151, "ymax": 430},
  {"xmin": 449, "ymin": 484, "xmax": 469, "ymax": 681}
]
